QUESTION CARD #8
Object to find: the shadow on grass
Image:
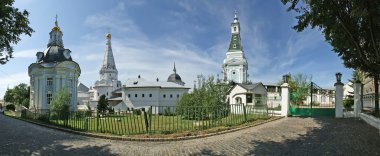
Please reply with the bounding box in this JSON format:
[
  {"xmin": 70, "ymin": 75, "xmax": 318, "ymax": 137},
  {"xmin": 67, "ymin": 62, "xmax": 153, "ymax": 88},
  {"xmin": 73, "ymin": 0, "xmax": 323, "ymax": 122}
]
[{"xmin": 0, "ymin": 114, "xmax": 116, "ymax": 155}]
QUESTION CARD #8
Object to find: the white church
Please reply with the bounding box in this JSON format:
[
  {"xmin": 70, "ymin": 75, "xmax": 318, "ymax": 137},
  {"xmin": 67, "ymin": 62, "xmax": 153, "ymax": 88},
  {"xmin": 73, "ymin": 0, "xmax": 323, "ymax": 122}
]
[
  {"xmin": 28, "ymin": 19, "xmax": 81, "ymax": 111},
  {"xmin": 79, "ymin": 33, "xmax": 190, "ymax": 112}
]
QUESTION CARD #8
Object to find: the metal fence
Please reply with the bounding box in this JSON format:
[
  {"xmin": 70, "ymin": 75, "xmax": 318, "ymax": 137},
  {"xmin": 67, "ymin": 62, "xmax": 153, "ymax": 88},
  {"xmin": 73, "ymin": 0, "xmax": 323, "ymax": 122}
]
[
  {"xmin": 20, "ymin": 104, "xmax": 269, "ymax": 135},
  {"xmin": 362, "ymin": 93, "xmax": 379, "ymax": 113}
]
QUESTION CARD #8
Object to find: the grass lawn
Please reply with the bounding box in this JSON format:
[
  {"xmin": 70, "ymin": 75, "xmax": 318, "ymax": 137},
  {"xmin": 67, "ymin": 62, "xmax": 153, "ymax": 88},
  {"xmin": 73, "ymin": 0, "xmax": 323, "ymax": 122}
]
[{"xmin": 40, "ymin": 112, "xmax": 269, "ymax": 135}]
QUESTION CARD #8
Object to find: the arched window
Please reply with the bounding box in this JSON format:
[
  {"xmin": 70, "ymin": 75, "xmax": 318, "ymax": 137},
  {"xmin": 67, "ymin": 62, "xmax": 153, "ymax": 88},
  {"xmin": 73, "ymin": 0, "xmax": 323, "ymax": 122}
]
[
  {"xmin": 235, "ymin": 97, "xmax": 242, "ymax": 104},
  {"xmin": 234, "ymin": 26, "xmax": 237, "ymax": 31}
]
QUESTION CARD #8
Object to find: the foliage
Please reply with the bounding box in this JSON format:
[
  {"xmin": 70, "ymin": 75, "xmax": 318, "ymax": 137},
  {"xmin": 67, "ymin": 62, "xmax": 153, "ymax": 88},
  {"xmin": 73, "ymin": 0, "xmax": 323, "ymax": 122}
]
[
  {"xmin": 132, "ymin": 109, "xmax": 141, "ymax": 115},
  {"xmin": 177, "ymin": 75, "xmax": 231, "ymax": 120},
  {"xmin": 0, "ymin": 0, "xmax": 34, "ymax": 64},
  {"xmin": 343, "ymin": 99, "xmax": 354, "ymax": 110},
  {"xmin": 50, "ymin": 88, "xmax": 70, "ymax": 119},
  {"xmin": 5, "ymin": 104, "xmax": 15, "ymax": 111},
  {"xmin": 97, "ymin": 95, "xmax": 108, "ymax": 115},
  {"xmin": 3, "ymin": 83, "xmax": 30, "ymax": 108},
  {"xmin": 288, "ymin": 73, "xmax": 311, "ymax": 105},
  {"xmin": 281, "ymin": 0, "xmax": 380, "ymax": 113}
]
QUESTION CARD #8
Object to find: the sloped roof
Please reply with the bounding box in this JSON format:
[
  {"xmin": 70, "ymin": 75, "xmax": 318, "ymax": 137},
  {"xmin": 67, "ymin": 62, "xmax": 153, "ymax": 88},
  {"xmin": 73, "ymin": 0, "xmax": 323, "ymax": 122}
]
[
  {"xmin": 77, "ymin": 82, "xmax": 89, "ymax": 92},
  {"xmin": 125, "ymin": 78, "xmax": 189, "ymax": 89}
]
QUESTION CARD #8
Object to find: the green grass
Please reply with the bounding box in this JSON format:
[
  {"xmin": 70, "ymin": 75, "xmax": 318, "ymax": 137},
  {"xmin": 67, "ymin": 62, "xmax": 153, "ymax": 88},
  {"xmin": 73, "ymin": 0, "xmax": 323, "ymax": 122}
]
[{"xmin": 31, "ymin": 112, "xmax": 269, "ymax": 135}]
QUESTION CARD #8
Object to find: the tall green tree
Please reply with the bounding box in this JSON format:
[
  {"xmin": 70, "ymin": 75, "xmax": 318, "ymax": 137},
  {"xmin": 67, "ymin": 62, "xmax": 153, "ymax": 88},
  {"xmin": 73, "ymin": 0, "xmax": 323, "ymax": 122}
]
[
  {"xmin": 177, "ymin": 75, "xmax": 231, "ymax": 119},
  {"xmin": 0, "ymin": 0, "xmax": 34, "ymax": 64},
  {"xmin": 3, "ymin": 83, "xmax": 30, "ymax": 108},
  {"xmin": 282, "ymin": 0, "xmax": 380, "ymax": 114},
  {"xmin": 50, "ymin": 88, "xmax": 70, "ymax": 116},
  {"xmin": 97, "ymin": 95, "xmax": 108, "ymax": 115},
  {"xmin": 288, "ymin": 73, "xmax": 312, "ymax": 105}
]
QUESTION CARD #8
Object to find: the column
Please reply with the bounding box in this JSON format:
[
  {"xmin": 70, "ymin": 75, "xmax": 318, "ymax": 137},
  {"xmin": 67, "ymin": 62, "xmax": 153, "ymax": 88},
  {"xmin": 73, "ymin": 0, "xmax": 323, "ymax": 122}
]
[
  {"xmin": 354, "ymin": 81, "xmax": 362, "ymax": 117},
  {"xmin": 281, "ymin": 83, "xmax": 289, "ymax": 116},
  {"xmin": 335, "ymin": 82, "xmax": 344, "ymax": 118}
]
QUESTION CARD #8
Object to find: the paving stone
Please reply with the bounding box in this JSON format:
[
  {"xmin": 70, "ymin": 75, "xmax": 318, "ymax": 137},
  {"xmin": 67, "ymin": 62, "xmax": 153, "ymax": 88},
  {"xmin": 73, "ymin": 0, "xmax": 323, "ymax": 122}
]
[{"xmin": 0, "ymin": 115, "xmax": 379, "ymax": 155}]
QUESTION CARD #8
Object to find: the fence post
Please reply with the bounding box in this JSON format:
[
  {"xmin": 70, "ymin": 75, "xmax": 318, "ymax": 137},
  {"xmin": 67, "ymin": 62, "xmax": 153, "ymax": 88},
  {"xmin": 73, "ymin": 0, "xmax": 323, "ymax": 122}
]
[
  {"xmin": 96, "ymin": 112, "xmax": 99, "ymax": 132},
  {"xmin": 142, "ymin": 108, "xmax": 149, "ymax": 133},
  {"xmin": 281, "ymin": 82, "xmax": 290, "ymax": 117},
  {"xmin": 354, "ymin": 80, "xmax": 362, "ymax": 117},
  {"xmin": 335, "ymin": 74, "xmax": 344, "ymax": 118},
  {"xmin": 243, "ymin": 104, "xmax": 247, "ymax": 122}
]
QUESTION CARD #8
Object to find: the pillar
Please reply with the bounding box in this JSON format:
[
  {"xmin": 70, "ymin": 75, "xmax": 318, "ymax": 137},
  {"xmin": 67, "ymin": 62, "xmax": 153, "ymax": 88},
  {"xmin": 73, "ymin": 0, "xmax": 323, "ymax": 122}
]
[
  {"xmin": 281, "ymin": 83, "xmax": 289, "ymax": 117},
  {"xmin": 354, "ymin": 81, "xmax": 362, "ymax": 117},
  {"xmin": 335, "ymin": 82, "xmax": 344, "ymax": 118}
]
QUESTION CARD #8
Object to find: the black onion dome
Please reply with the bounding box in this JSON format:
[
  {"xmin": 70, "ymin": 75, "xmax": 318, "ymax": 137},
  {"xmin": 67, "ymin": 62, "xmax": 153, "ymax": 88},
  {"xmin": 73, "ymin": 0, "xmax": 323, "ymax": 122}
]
[
  {"xmin": 167, "ymin": 73, "xmax": 183, "ymax": 83},
  {"xmin": 41, "ymin": 46, "xmax": 72, "ymax": 63}
]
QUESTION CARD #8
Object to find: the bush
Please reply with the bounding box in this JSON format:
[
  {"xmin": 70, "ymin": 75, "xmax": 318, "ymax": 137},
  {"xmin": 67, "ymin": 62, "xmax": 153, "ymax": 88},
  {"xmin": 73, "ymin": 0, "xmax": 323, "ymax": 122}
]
[
  {"xmin": 343, "ymin": 99, "xmax": 354, "ymax": 110},
  {"xmin": 133, "ymin": 109, "xmax": 141, "ymax": 115},
  {"xmin": 37, "ymin": 114, "xmax": 50, "ymax": 123},
  {"xmin": 5, "ymin": 104, "xmax": 15, "ymax": 111}
]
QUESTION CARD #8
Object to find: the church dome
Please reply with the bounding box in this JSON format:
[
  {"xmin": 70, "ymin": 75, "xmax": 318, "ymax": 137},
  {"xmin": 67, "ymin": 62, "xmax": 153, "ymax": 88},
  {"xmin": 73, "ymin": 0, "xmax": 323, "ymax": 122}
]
[
  {"xmin": 167, "ymin": 63, "xmax": 185, "ymax": 86},
  {"xmin": 167, "ymin": 73, "xmax": 183, "ymax": 83}
]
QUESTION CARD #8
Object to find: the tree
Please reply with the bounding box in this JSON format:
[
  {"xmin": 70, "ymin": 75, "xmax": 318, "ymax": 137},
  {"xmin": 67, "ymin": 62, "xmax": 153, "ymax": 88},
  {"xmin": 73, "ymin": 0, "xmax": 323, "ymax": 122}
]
[
  {"xmin": 50, "ymin": 88, "xmax": 70, "ymax": 117},
  {"xmin": 288, "ymin": 73, "xmax": 312, "ymax": 105},
  {"xmin": 3, "ymin": 83, "xmax": 30, "ymax": 108},
  {"xmin": 0, "ymin": 0, "xmax": 34, "ymax": 64},
  {"xmin": 177, "ymin": 75, "xmax": 231, "ymax": 119},
  {"xmin": 97, "ymin": 95, "xmax": 108, "ymax": 115},
  {"xmin": 282, "ymin": 0, "xmax": 380, "ymax": 114}
]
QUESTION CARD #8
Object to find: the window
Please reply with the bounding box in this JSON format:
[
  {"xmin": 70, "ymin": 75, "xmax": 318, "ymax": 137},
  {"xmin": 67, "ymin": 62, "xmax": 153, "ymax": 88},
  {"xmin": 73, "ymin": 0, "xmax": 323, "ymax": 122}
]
[
  {"xmin": 149, "ymin": 94, "xmax": 152, "ymax": 97},
  {"xmin": 170, "ymin": 94, "xmax": 173, "ymax": 98},
  {"xmin": 233, "ymin": 72, "xmax": 236, "ymax": 74},
  {"xmin": 107, "ymin": 92, "xmax": 108, "ymax": 96},
  {"xmin": 47, "ymin": 91, "xmax": 53, "ymax": 105},
  {"xmin": 47, "ymin": 78, "xmax": 53, "ymax": 87},
  {"xmin": 246, "ymin": 94, "xmax": 253, "ymax": 103},
  {"xmin": 97, "ymin": 93, "xmax": 99, "ymax": 96},
  {"xmin": 135, "ymin": 94, "xmax": 138, "ymax": 97},
  {"xmin": 163, "ymin": 94, "xmax": 166, "ymax": 98},
  {"xmin": 177, "ymin": 94, "xmax": 179, "ymax": 98},
  {"xmin": 233, "ymin": 44, "xmax": 237, "ymax": 48},
  {"xmin": 234, "ymin": 36, "xmax": 237, "ymax": 40},
  {"xmin": 142, "ymin": 94, "xmax": 145, "ymax": 97},
  {"xmin": 234, "ymin": 26, "xmax": 237, "ymax": 31},
  {"xmin": 128, "ymin": 94, "xmax": 131, "ymax": 98}
]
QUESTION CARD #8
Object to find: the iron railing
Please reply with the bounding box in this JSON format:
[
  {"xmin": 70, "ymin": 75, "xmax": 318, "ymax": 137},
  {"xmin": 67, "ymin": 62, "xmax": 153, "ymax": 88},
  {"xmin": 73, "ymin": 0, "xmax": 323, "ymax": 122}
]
[{"xmin": 20, "ymin": 104, "xmax": 270, "ymax": 135}]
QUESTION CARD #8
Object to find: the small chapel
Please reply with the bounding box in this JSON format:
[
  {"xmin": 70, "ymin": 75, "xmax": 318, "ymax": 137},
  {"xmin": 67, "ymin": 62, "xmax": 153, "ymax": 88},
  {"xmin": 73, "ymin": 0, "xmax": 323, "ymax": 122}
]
[{"xmin": 28, "ymin": 18, "xmax": 81, "ymax": 111}]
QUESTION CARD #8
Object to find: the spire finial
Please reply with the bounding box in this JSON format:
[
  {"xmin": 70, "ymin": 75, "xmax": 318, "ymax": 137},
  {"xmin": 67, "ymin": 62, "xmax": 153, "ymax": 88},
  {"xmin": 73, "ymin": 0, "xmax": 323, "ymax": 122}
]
[
  {"xmin": 233, "ymin": 10, "xmax": 239, "ymax": 23},
  {"xmin": 55, "ymin": 14, "xmax": 58, "ymax": 26},
  {"xmin": 173, "ymin": 62, "xmax": 177, "ymax": 73}
]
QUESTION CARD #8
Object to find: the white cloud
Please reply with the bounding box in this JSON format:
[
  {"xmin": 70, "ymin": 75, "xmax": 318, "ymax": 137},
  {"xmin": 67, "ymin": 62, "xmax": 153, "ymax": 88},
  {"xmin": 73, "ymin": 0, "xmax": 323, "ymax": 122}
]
[
  {"xmin": 0, "ymin": 72, "xmax": 29, "ymax": 98},
  {"xmin": 13, "ymin": 49, "xmax": 41, "ymax": 58}
]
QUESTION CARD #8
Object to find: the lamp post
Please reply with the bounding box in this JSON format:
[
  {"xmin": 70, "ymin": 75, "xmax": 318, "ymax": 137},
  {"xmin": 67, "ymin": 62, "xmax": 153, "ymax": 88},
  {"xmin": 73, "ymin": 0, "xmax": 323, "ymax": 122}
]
[
  {"xmin": 335, "ymin": 72, "xmax": 343, "ymax": 118},
  {"xmin": 283, "ymin": 74, "xmax": 290, "ymax": 83},
  {"xmin": 335, "ymin": 72, "xmax": 342, "ymax": 83}
]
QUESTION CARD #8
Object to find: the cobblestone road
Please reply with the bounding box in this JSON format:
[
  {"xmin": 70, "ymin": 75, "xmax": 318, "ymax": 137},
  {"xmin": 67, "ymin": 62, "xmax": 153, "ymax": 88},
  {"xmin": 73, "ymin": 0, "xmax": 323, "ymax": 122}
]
[{"xmin": 0, "ymin": 114, "xmax": 379, "ymax": 156}]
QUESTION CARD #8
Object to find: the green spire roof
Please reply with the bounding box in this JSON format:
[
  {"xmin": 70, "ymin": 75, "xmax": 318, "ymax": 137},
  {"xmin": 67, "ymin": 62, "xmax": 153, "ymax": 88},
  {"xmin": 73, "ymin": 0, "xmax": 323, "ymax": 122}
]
[{"xmin": 228, "ymin": 33, "xmax": 242, "ymax": 51}]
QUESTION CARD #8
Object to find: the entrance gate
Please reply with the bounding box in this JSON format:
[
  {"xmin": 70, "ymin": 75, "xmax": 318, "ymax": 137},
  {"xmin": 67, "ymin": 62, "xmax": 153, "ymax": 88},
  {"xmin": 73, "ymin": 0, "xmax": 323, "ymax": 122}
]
[{"xmin": 289, "ymin": 82, "xmax": 335, "ymax": 117}]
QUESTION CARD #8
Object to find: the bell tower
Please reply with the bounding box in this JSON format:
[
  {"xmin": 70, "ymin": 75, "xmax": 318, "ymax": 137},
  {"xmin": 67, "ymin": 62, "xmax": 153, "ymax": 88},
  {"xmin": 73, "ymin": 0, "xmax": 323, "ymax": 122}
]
[{"xmin": 223, "ymin": 10, "xmax": 248, "ymax": 84}]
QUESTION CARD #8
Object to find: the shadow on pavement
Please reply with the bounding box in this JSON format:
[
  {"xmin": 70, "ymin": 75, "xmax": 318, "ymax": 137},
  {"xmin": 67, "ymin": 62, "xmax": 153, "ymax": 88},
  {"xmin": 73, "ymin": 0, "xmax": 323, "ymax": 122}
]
[
  {"xmin": 189, "ymin": 117, "xmax": 380, "ymax": 156},
  {"xmin": 244, "ymin": 117, "xmax": 380, "ymax": 156},
  {"xmin": 0, "ymin": 114, "xmax": 117, "ymax": 156}
]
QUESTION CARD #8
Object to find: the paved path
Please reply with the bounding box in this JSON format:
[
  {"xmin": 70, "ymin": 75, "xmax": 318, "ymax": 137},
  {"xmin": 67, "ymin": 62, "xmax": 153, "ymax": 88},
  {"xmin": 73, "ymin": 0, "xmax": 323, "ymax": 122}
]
[{"xmin": 0, "ymin": 114, "xmax": 379, "ymax": 156}]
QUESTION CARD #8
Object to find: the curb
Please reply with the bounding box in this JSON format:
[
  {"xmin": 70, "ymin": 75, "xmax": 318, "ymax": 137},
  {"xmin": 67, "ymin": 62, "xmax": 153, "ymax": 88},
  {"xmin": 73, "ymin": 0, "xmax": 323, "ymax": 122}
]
[{"xmin": 3, "ymin": 114, "xmax": 284, "ymax": 142}]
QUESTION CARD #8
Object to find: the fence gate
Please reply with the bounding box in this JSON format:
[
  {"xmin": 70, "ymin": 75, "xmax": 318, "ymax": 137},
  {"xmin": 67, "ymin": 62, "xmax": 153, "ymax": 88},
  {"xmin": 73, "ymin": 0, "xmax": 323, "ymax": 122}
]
[{"xmin": 289, "ymin": 82, "xmax": 335, "ymax": 117}]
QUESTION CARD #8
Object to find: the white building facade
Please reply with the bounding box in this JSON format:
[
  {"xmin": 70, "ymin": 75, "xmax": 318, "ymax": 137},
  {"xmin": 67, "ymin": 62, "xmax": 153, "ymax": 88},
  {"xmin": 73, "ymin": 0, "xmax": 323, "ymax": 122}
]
[
  {"xmin": 223, "ymin": 12, "xmax": 248, "ymax": 84},
  {"xmin": 29, "ymin": 19, "xmax": 81, "ymax": 111},
  {"xmin": 82, "ymin": 33, "xmax": 190, "ymax": 112}
]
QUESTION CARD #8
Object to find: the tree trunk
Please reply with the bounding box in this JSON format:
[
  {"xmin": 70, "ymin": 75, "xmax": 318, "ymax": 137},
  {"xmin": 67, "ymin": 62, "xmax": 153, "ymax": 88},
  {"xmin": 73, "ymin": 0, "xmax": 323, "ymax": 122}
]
[{"xmin": 374, "ymin": 74, "xmax": 379, "ymax": 115}]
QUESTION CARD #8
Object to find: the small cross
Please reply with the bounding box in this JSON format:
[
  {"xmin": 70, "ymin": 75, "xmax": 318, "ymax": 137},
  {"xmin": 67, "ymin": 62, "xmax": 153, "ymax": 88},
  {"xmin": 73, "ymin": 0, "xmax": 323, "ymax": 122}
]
[
  {"xmin": 234, "ymin": 10, "xmax": 238, "ymax": 15},
  {"xmin": 55, "ymin": 14, "xmax": 58, "ymax": 22}
]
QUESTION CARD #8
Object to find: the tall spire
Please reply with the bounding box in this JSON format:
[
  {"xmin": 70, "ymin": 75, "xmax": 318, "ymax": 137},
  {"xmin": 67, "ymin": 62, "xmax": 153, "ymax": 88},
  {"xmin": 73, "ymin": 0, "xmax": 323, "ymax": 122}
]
[
  {"xmin": 173, "ymin": 62, "xmax": 177, "ymax": 74},
  {"xmin": 99, "ymin": 32, "xmax": 118, "ymax": 81},
  {"xmin": 228, "ymin": 10, "xmax": 242, "ymax": 52},
  {"xmin": 47, "ymin": 15, "xmax": 64, "ymax": 47}
]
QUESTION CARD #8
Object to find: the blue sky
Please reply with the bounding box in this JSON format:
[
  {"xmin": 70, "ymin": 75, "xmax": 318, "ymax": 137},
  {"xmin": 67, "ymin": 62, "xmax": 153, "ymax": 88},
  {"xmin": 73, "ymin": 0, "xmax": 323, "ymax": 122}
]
[{"xmin": 0, "ymin": 0, "xmax": 352, "ymax": 98}]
